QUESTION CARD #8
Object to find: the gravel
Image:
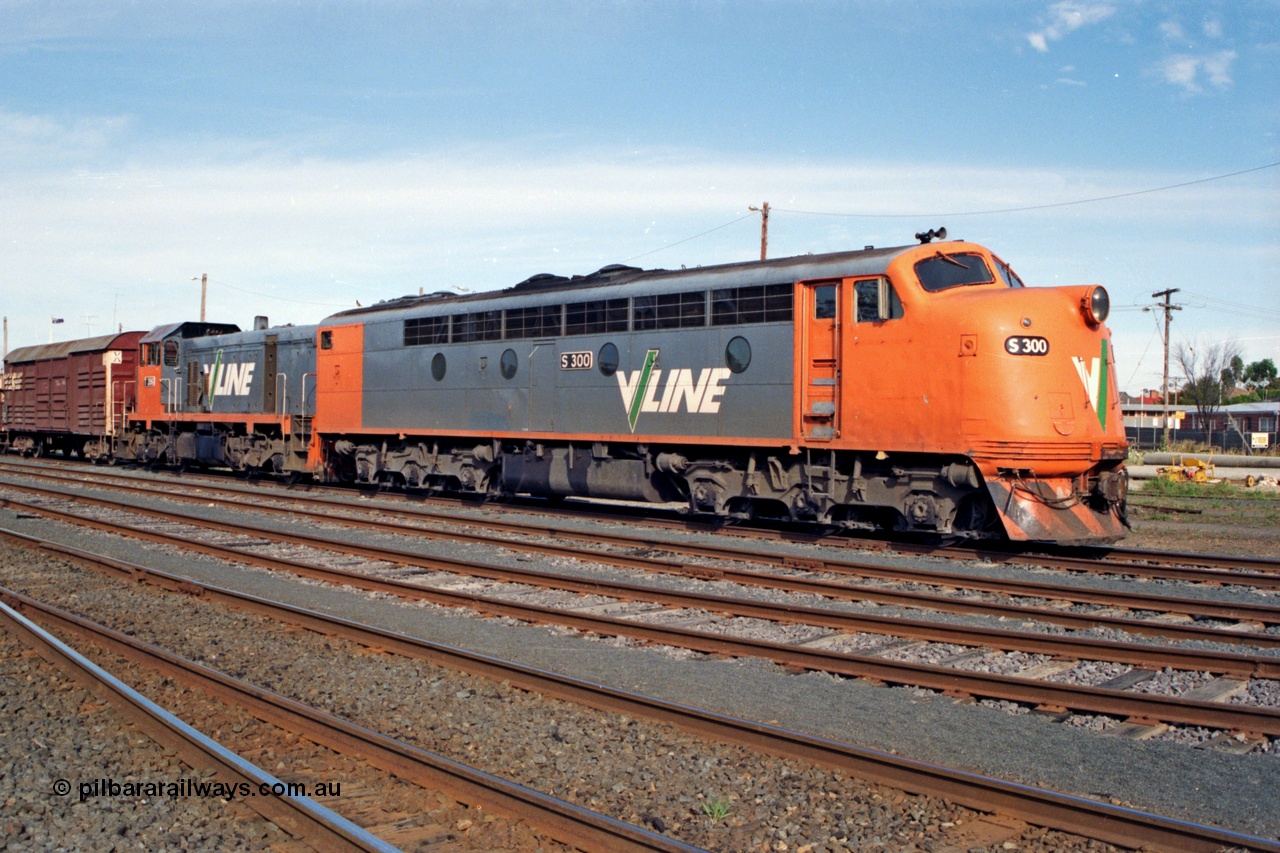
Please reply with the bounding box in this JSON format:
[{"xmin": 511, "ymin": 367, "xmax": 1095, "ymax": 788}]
[
  {"xmin": 0, "ymin": 630, "xmax": 289, "ymax": 852},
  {"xmin": 0, "ymin": 544, "xmax": 1115, "ymax": 853},
  {"xmin": 3, "ymin": 465, "xmax": 1280, "ymax": 844}
]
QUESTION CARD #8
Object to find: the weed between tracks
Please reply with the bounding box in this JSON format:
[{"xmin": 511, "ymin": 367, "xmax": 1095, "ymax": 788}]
[{"xmin": 701, "ymin": 796, "xmax": 734, "ymax": 822}]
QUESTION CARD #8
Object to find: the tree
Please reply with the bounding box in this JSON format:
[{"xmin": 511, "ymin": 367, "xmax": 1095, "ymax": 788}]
[
  {"xmin": 1243, "ymin": 358, "xmax": 1277, "ymax": 389},
  {"xmin": 1175, "ymin": 339, "xmax": 1244, "ymax": 436},
  {"xmin": 1225, "ymin": 355, "xmax": 1245, "ymax": 392}
]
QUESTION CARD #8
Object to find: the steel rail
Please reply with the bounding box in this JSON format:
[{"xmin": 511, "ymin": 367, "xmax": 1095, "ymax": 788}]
[
  {"xmin": 3, "ymin": 494, "xmax": 1280, "ymax": 736},
  {"xmin": 6, "ymin": 458, "xmax": 1280, "ymax": 581},
  {"xmin": 2, "ymin": 484, "xmax": 1280, "ymax": 678},
  {"xmin": 3, "ymin": 472, "xmax": 1279, "ymax": 643},
  {"xmin": 0, "ymin": 599, "xmax": 397, "ymax": 853},
  {"xmin": 0, "ymin": 528, "xmax": 1274, "ymax": 853},
  {"xmin": 8, "ymin": 467, "xmax": 1280, "ymax": 648},
  {"xmin": 2, "ymin": 479, "xmax": 1280, "ymax": 671},
  {"xmin": 6, "ymin": 459, "xmax": 1280, "ymax": 587},
  {"xmin": 1, "ymin": 588, "xmax": 700, "ymax": 853},
  {"xmin": 891, "ymin": 539, "xmax": 1280, "ymax": 580}
]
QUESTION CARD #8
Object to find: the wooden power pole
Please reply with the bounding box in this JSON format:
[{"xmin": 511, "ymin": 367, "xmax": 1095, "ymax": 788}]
[
  {"xmin": 1151, "ymin": 288, "xmax": 1181, "ymax": 447},
  {"xmin": 749, "ymin": 202, "xmax": 769, "ymax": 260}
]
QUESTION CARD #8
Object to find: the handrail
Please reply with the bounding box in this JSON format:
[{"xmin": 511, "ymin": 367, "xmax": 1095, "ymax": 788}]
[
  {"xmin": 158, "ymin": 377, "xmax": 177, "ymax": 413},
  {"xmin": 275, "ymin": 372, "xmax": 288, "ymax": 416},
  {"xmin": 300, "ymin": 373, "xmax": 316, "ymax": 418}
]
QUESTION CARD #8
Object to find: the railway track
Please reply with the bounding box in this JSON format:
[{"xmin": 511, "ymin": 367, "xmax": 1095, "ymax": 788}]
[
  {"xmin": 5, "ymin": 461, "xmax": 1280, "ymax": 618},
  {"xmin": 0, "ymin": 598, "xmax": 399, "ymax": 853},
  {"xmin": 4, "ymin": 456, "xmax": 1277, "ymax": 580},
  {"xmin": 1, "ymin": 587, "xmax": 693, "ymax": 853},
  {"xmin": 2, "ymin": 471, "xmax": 1278, "ymax": 741},
  {"xmin": 2, "ymin": 527, "xmax": 1275, "ymax": 853}
]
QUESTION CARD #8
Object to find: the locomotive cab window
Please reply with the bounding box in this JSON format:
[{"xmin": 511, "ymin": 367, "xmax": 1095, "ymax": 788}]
[
  {"xmin": 995, "ymin": 259, "xmax": 1025, "ymax": 288},
  {"xmin": 163, "ymin": 341, "xmax": 179, "ymax": 367},
  {"xmin": 320, "ymin": 330, "xmax": 333, "ymax": 350},
  {"xmin": 814, "ymin": 285, "xmax": 836, "ymax": 319},
  {"xmin": 914, "ymin": 252, "xmax": 995, "ymax": 292},
  {"xmin": 854, "ymin": 278, "xmax": 903, "ymax": 322}
]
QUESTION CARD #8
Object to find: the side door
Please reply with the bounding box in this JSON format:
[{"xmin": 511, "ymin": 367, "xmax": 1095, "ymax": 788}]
[
  {"xmin": 798, "ymin": 280, "xmax": 842, "ymax": 440},
  {"xmin": 528, "ymin": 341, "xmax": 556, "ymax": 432}
]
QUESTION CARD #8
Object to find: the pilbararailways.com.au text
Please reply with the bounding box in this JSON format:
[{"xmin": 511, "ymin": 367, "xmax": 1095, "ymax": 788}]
[{"xmin": 62, "ymin": 777, "xmax": 343, "ymax": 802}]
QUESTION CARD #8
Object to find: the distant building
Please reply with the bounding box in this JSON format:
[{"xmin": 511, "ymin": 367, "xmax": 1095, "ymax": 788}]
[{"xmin": 1122, "ymin": 398, "xmax": 1279, "ymax": 451}]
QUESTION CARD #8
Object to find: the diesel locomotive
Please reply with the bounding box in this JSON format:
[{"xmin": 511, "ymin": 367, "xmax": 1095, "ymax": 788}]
[{"xmin": 2, "ymin": 236, "xmax": 1130, "ymax": 544}]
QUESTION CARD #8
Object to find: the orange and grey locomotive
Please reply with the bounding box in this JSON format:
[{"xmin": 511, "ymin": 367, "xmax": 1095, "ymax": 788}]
[{"xmin": 3, "ymin": 237, "xmax": 1129, "ymax": 544}]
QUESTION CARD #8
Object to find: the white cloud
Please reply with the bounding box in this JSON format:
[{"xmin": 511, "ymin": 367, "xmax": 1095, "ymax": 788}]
[
  {"xmin": 1159, "ymin": 19, "xmax": 1184, "ymax": 41},
  {"xmin": 0, "ymin": 110, "xmax": 130, "ymax": 163},
  {"xmin": 1203, "ymin": 19, "xmax": 1223, "ymax": 39},
  {"xmin": 1153, "ymin": 50, "xmax": 1238, "ymax": 93},
  {"xmin": 1, "ymin": 138, "xmax": 1275, "ymax": 387},
  {"xmin": 1027, "ymin": 2, "xmax": 1116, "ymax": 53}
]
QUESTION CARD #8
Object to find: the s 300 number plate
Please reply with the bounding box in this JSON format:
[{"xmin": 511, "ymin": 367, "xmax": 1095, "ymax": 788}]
[
  {"xmin": 1005, "ymin": 336, "xmax": 1050, "ymax": 356},
  {"xmin": 559, "ymin": 351, "xmax": 594, "ymax": 370}
]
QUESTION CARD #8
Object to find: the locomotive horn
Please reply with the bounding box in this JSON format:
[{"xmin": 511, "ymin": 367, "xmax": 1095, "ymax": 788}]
[{"xmin": 915, "ymin": 227, "xmax": 947, "ymax": 244}]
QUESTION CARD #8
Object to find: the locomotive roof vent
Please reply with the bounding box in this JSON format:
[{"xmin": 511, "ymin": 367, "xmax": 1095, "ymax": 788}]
[
  {"xmin": 915, "ymin": 227, "xmax": 947, "ymax": 244},
  {"xmin": 513, "ymin": 273, "xmax": 571, "ymax": 291},
  {"xmin": 574, "ymin": 263, "xmax": 645, "ymax": 282}
]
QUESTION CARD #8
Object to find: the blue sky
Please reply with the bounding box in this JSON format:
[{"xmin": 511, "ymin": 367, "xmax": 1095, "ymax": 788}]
[{"xmin": 2, "ymin": 0, "xmax": 1277, "ymax": 394}]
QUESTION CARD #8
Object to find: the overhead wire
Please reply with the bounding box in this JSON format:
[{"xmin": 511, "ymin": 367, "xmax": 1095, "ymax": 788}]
[
  {"xmin": 209, "ymin": 277, "xmax": 354, "ymax": 309},
  {"xmin": 629, "ymin": 161, "xmax": 1280, "ymax": 258},
  {"xmin": 624, "ymin": 213, "xmax": 757, "ymax": 262},
  {"xmin": 1180, "ymin": 290, "xmax": 1280, "ymax": 321},
  {"xmin": 770, "ymin": 161, "xmax": 1280, "ymax": 219},
  {"xmin": 1123, "ymin": 326, "xmax": 1160, "ymax": 390}
]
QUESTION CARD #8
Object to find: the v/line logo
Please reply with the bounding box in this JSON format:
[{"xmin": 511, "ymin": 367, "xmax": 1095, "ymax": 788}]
[
  {"xmin": 202, "ymin": 355, "xmax": 256, "ymax": 401},
  {"xmin": 1070, "ymin": 339, "xmax": 1110, "ymax": 430},
  {"xmin": 617, "ymin": 349, "xmax": 731, "ymax": 432}
]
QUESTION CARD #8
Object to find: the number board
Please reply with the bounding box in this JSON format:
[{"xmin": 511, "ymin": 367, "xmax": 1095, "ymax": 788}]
[
  {"xmin": 559, "ymin": 351, "xmax": 594, "ymax": 370},
  {"xmin": 1004, "ymin": 336, "xmax": 1050, "ymax": 356}
]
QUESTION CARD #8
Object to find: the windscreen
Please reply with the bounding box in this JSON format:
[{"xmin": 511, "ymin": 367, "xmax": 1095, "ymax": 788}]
[{"xmin": 914, "ymin": 252, "xmax": 995, "ymax": 292}]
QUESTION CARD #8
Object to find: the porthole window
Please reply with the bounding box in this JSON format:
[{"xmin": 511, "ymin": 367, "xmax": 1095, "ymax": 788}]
[
  {"xmin": 500, "ymin": 348, "xmax": 518, "ymax": 380},
  {"xmin": 431, "ymin": 352, "xmax": 446, "ymax": 382},
  {"xmin": 725, "ymin": 336, "xmax": 751, "ymax": 374},
  {"xmin": 598, "ymin": 342, "xmax": 620, "ymax": 377}
]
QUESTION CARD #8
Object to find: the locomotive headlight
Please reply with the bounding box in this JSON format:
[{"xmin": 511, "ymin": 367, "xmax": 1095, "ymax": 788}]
[{"xmin": 1083, "ymin": 286, "xmax": 1110, "ymax": 325}]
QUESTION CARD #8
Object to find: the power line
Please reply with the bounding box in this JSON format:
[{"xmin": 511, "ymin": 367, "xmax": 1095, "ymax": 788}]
[
  {"xmin": 212, "ymin": 277, "xmax": 352, "ymax": 308},
  {"xmin": 1180, "ymin": 290, "xmax": 1280, "ymax": 321},
  {"xmin": 772, "ymin": 161, "xmax": 1280, "ymax": 219},
  {"xmin": 624, "ymin": 213, "xmax": 756, "ymax": 262},
  {"xmin": 1123, "ymin": 326, "xmax": 1160, "ymax": 390}
]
